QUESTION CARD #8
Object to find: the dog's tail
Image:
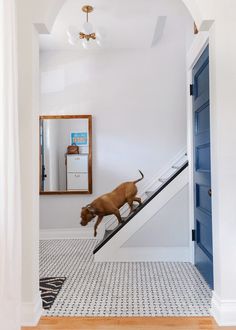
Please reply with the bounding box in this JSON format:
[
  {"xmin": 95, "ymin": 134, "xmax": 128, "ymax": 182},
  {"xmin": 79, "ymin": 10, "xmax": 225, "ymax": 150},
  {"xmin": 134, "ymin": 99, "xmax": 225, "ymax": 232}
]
[{"xmin": 134, "ymin": 170, "xmax": 144, "ymax": 184}]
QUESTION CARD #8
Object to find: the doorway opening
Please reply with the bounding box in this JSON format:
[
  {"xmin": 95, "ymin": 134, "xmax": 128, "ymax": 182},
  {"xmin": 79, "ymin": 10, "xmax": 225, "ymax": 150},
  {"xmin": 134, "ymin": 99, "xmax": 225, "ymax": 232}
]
[{"xmin": 37, "ymin": 0, "xmax": 213, "ymax": 319}]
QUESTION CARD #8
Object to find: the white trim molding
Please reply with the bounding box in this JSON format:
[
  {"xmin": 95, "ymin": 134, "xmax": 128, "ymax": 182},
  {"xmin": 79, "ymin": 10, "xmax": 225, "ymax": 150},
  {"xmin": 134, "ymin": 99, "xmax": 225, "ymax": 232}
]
[
  {"xmin": 97, "ymin": 247, "xmax": 190, "ymax": 262},
  {"xmin": 21, "ymin": 292, "xmax": 42, "ymax": 327},
  {"xmin": 211, "ymin": 292, "xmax": 236, "ymax": 326},
  {"xmin": 40, "ymin": 225, "xmax": 105, "ymax": 240}
]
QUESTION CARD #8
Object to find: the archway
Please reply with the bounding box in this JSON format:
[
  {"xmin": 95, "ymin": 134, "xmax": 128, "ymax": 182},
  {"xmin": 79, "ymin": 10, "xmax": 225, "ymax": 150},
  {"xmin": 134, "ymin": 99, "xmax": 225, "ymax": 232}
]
[
  {"xmin": 33, "ymin": 0, "xmax": 213, "ymax": 36},
  {"xmin": 21, "ymin": 0, "xmax": 235, "ymax": 328}
]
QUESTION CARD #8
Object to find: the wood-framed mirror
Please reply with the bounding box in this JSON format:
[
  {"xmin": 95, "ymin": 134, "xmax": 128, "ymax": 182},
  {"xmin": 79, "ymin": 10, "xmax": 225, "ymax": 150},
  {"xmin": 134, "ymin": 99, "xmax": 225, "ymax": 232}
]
[{"xmin": 39, "ymin": 115, "xmax": 92, "ymax": 194}]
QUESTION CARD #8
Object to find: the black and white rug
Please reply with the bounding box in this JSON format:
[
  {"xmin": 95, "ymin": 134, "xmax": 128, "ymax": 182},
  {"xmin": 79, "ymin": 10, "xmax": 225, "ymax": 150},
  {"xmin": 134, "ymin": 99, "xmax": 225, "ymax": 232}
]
[
  {"xmin": 40, "ymin": 277, "xmax": 66, "ymax": 310},
  {"xmin": 40, "ymin": 239, "xmax": 212, "ymax": 317}
]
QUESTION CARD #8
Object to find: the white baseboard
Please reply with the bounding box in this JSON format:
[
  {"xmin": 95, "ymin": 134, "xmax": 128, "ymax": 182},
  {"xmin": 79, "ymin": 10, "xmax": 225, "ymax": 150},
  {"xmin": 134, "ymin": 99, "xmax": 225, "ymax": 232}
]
[
  {"xmin": 95, "ymin": 246, "xmax": 190, "ymax": 262},
  {"xmin": 21, "ymin": 292, "xmax": 42, "ymax": 327},
  {"xmin": 211, "ymin": 292, "xmax": 236, "ymax": 326},
  {"xmin": 40, "ymin": 226, "xmax": 105, "ymax": 240}
]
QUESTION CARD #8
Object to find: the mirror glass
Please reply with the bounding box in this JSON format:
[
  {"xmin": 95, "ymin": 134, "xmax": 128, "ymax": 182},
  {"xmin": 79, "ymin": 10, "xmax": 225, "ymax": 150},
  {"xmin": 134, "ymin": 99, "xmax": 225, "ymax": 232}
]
[{"xmin": 39, "ymin": 115, "xmax": 92, "ymax": 194}]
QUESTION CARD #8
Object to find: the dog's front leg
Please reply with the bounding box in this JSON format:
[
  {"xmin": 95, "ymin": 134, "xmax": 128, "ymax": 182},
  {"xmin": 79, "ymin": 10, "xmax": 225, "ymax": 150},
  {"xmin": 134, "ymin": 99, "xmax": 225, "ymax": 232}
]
[
  {"xmin": 94, "ymin": 215, "xmax": 103, "ymax": 237},
  {"xmin": 134, "ymin": 196, "xmax": 142, "ymax": 205},
  {"xmin": 114, "ymin": 209, "xmax": 123, "ymax": 224}
]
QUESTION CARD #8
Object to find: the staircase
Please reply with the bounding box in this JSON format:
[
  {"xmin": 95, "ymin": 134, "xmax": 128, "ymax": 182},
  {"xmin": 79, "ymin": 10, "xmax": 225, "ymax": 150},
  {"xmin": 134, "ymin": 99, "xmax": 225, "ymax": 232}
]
[{"xmin": 93, "ymin": 151, "xmax": 188, "ymax": 256}]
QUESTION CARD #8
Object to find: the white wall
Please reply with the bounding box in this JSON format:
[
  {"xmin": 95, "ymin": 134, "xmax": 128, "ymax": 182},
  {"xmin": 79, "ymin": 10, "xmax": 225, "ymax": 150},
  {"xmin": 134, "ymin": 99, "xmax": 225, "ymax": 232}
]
[
  {"xmin": 124, "ymin": 185, "xmax": 189, "ymax": 247},
  {"xmin": 207, "ymin": 4, "xmax": 236, "ymax": 325},
  {"xmin": 17, "ymin": 0, "xmax": 42, "ymax": 325},
  {"xmin": 40, "ymin": 12, "xmax": 192, "ymax": 231}
]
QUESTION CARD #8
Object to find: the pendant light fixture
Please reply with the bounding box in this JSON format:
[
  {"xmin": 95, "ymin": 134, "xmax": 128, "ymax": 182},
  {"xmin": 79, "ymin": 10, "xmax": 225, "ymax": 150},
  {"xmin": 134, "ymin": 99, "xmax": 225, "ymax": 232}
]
[{"xmin": 67, "ymin": 5, "xmax": 100, "ymax": 49}]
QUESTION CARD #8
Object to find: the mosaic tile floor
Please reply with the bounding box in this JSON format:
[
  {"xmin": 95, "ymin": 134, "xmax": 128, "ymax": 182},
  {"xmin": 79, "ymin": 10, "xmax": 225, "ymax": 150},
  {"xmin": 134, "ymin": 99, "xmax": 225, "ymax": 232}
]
[{"xmin": 40, "ymin": 239, "xmax": 212, "ymax": 317}]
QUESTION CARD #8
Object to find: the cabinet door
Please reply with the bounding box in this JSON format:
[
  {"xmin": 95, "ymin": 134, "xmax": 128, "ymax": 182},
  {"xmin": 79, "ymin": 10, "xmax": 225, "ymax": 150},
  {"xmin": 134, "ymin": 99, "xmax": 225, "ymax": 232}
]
[
  {"xmin": 67, "ymin": 173, "xmax": 88, "ymax": 190},
  {"xmin": 67, "ymin": 155, "xmax": 88, "ymax": 173}
]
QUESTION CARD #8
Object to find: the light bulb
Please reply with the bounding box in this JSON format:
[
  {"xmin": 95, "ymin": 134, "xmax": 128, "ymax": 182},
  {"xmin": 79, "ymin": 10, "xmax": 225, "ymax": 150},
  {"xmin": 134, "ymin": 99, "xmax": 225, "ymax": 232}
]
[
  {"xmin": 83, "ymin": 22, "xmax": 93, "ymax": 34},
  {"xmin": 82, "ymin": 38, "xmax": 95, "ymax": 49}
]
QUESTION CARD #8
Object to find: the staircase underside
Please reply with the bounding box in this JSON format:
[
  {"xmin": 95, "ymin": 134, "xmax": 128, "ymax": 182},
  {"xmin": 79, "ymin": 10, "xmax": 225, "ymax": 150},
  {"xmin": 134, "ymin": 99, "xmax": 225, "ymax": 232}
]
[{"xmin": 93, "ymin": 161, "xmax": 188, "ymax": 255}]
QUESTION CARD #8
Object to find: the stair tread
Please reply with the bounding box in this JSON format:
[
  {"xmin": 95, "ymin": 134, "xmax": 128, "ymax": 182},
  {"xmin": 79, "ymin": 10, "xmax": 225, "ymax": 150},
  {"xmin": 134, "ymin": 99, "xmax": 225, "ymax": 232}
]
[
  {"xmin": 172, "ymin": 165, "xmax": 181, "ymax": 169},
  {"xmin": 159, "ymin": 178, "xmax": 167, "ymax": 182},
  {"xmin": 103, "ymin": 210, "xmax": 141, "ymax": 240},
  {"xmin": 145, "ymin": 191, "xmax": 154, "ymax": 197}
]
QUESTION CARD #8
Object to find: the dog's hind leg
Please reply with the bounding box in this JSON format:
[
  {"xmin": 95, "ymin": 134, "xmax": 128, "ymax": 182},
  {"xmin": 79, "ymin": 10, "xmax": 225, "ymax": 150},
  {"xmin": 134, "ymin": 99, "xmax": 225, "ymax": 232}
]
[
  {"xmin": 94, "ymin": 215, "xmax": 103, "ymax": 237},
  {"xmin": 127, "ymin": 196, "xmax": 142, "ymax": 215},
  {"xmin": 127, "ymin": 199, "xmax": 134, "ymax": 214}
]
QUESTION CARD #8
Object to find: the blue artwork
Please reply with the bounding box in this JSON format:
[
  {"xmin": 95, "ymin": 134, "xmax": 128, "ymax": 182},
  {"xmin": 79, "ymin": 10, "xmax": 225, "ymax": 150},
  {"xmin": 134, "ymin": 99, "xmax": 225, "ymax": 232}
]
[{"xmin": 71, "ymin": 132, "xmax": 88, "ymax": 146}]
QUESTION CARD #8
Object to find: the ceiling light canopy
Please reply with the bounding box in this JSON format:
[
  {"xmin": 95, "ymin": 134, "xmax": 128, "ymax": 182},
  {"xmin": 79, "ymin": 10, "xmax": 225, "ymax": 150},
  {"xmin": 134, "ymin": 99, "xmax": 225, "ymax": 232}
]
[{"xmin": 67, "ymin": 5, "xmax": 101, "ymax": 49}]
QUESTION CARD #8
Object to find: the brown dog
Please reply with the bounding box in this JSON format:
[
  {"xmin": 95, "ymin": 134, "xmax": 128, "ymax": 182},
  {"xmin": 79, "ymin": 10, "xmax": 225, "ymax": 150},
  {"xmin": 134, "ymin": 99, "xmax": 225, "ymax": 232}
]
[{"xmin": 80, "ymin": 170, "xmax": 144, "ymax": 237}]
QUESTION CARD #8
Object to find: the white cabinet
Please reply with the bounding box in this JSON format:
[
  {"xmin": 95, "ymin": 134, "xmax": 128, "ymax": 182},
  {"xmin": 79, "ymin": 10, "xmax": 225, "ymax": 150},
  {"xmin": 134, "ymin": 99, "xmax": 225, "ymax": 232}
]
[
  {"xmin": 66, "ymin": 154, "xmax": 88, "ymax": 190},
  {"xmin": 67, "ymin": 173, "xmax": 88, "ymax": 190},
  {"xmin": 67, "ymin": 155, "xmax": 88, "ymax": 172}
]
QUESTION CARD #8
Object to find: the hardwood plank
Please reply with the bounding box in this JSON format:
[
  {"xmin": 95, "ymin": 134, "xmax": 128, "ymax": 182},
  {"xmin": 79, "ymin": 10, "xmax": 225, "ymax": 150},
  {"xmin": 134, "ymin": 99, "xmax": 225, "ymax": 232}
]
[{"xmin": 21, "ymin": 317, "xmax": 236, "ymax": 330}]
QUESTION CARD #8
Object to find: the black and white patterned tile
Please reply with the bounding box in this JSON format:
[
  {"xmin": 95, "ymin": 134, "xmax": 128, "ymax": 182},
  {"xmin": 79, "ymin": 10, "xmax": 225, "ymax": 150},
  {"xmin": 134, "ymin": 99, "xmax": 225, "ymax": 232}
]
[{"xmin": 40, "ymin": 239, "xmax": 212, "ymax": 317}]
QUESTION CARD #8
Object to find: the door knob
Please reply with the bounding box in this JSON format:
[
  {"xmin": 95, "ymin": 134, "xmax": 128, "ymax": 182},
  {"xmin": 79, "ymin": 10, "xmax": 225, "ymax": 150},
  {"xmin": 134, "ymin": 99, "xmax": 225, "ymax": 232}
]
[{"xmin": 208, "ymin": 188, "xmax": 212, "ymax": 197}]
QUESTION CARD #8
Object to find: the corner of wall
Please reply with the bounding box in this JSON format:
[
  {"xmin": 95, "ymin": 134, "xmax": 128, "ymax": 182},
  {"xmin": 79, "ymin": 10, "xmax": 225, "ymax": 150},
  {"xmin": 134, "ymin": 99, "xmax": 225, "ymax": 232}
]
[
  {"xmin": 21, "ymin": 292, "xmax": 42, "ymax": 327},
  {"xmin": 211, "ymin": 292, "xmax": 236, "ymax": 326}
]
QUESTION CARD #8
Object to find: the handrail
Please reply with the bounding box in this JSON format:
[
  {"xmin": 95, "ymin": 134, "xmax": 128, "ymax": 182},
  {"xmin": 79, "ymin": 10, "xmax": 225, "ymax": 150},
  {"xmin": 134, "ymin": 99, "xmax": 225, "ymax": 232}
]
[{"xmin": 93, "ymin": 160, "xmax": 188, "ymax": 254}]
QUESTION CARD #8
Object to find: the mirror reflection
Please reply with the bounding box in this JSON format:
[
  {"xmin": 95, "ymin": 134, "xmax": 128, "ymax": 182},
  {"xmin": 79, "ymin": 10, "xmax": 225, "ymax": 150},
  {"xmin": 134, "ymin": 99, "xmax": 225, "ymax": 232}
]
[{"xmin": 40, "ymin": 115, "xmax": 92, "ymax": 194}]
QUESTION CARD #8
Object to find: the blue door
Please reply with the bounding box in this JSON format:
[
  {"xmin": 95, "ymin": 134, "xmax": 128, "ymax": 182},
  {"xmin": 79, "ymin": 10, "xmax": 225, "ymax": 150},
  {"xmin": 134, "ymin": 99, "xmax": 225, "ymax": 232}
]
[{"xmin": 192, "ymin": 46, "xmax": 213, "ymax": 289}]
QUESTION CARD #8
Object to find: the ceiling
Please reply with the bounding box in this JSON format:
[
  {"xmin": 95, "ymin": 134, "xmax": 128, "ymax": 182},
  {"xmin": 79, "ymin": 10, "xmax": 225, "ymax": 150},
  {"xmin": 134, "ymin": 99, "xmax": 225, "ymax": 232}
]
[{"xmin": 39, "ymin": 0, "xmax": 193, "ymax": 51}]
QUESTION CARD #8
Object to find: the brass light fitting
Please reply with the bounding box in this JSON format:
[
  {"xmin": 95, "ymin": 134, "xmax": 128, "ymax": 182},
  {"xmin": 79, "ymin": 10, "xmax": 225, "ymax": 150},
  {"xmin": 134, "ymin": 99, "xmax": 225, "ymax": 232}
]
[
  {"xmin": 79, "ymin": 5, "xmax": 96, "ymax": 41},
  {"xmin": 79, "ymin": 32, "xmax": 96, "ymax": 41}
]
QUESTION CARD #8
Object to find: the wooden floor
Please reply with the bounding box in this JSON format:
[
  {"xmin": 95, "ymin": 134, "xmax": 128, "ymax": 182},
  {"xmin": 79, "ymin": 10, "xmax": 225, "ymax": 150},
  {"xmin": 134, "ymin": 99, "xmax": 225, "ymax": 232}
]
[{"xmin": 22, "ymin": 317, "xmax": 236, "ymax": 330}]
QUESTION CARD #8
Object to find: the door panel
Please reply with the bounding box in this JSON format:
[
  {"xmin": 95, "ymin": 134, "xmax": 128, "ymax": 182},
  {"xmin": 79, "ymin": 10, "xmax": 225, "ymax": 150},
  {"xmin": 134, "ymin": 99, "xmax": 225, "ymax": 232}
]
[
  {"xmin": 196, "ymin": 219, "xmax": 213, "ymax": 256},
  {"xmin": 196, "ymin": 184, "xmax": 211, "ymax": 214},
  {"xmin": 193, "ymin": 45, "xmax": 213, "ymax": 289},
  {"xmin": 196, "ymin": 143, "xmax": 211, "ymax": 171},
  {"xmin": 195, "ymin": 105, "xmax": 210, "ymax": 134}
]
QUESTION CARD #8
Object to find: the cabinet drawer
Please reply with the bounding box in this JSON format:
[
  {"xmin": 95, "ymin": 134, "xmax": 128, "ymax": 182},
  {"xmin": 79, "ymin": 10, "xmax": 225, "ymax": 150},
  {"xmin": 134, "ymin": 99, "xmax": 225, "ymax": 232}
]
[
  {"xmin": 67, "ymin": 173, "xmax": 88, "ymax": 190},
  {"xmin": 67, "ymin": 154, "xmax": 88, "ymax": 173}
]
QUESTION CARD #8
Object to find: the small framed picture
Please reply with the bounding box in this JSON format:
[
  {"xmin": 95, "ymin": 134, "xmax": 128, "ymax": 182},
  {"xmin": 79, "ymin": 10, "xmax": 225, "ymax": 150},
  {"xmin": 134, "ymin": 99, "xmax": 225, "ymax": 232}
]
[{"xmin": 71, "ymin": 132, "xmax": 88, "ymax": 146}]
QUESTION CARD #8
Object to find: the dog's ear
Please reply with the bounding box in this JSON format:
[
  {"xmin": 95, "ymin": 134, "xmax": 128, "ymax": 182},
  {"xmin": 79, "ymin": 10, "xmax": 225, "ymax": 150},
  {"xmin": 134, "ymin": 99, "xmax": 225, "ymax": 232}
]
[{"xmin": 87, "ymin": 205, "xmax": 95, "ymax": 214}]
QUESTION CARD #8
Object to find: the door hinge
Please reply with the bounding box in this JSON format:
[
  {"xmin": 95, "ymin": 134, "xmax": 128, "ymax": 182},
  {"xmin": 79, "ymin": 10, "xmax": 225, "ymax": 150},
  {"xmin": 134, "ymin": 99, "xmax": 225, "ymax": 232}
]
[
  {"xmin": 192, "ymin": 229, "xmax": 196, "ymax": 241},
  {"xmin": 190, "ymin": 84, "xmax": 194, "ymax": 96}
]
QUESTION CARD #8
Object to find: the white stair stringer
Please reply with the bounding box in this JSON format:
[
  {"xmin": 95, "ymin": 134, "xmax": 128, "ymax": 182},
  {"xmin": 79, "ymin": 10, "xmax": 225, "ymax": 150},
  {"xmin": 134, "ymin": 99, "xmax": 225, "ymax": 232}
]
[
  {"xmin": 104, "ymin": 149, "xmax": 187, "ymax": 231},
  {"xmin": 94, "ymin": 167, "xmax": 189, "ymax": 262}
]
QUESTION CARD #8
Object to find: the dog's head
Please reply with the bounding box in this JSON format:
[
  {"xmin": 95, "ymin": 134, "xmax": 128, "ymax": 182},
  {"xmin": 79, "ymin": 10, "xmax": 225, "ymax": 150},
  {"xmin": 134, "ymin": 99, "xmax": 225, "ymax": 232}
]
[{"xmin": 80, "ymin": 205, "xmax": 96, "ymax": 226}]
